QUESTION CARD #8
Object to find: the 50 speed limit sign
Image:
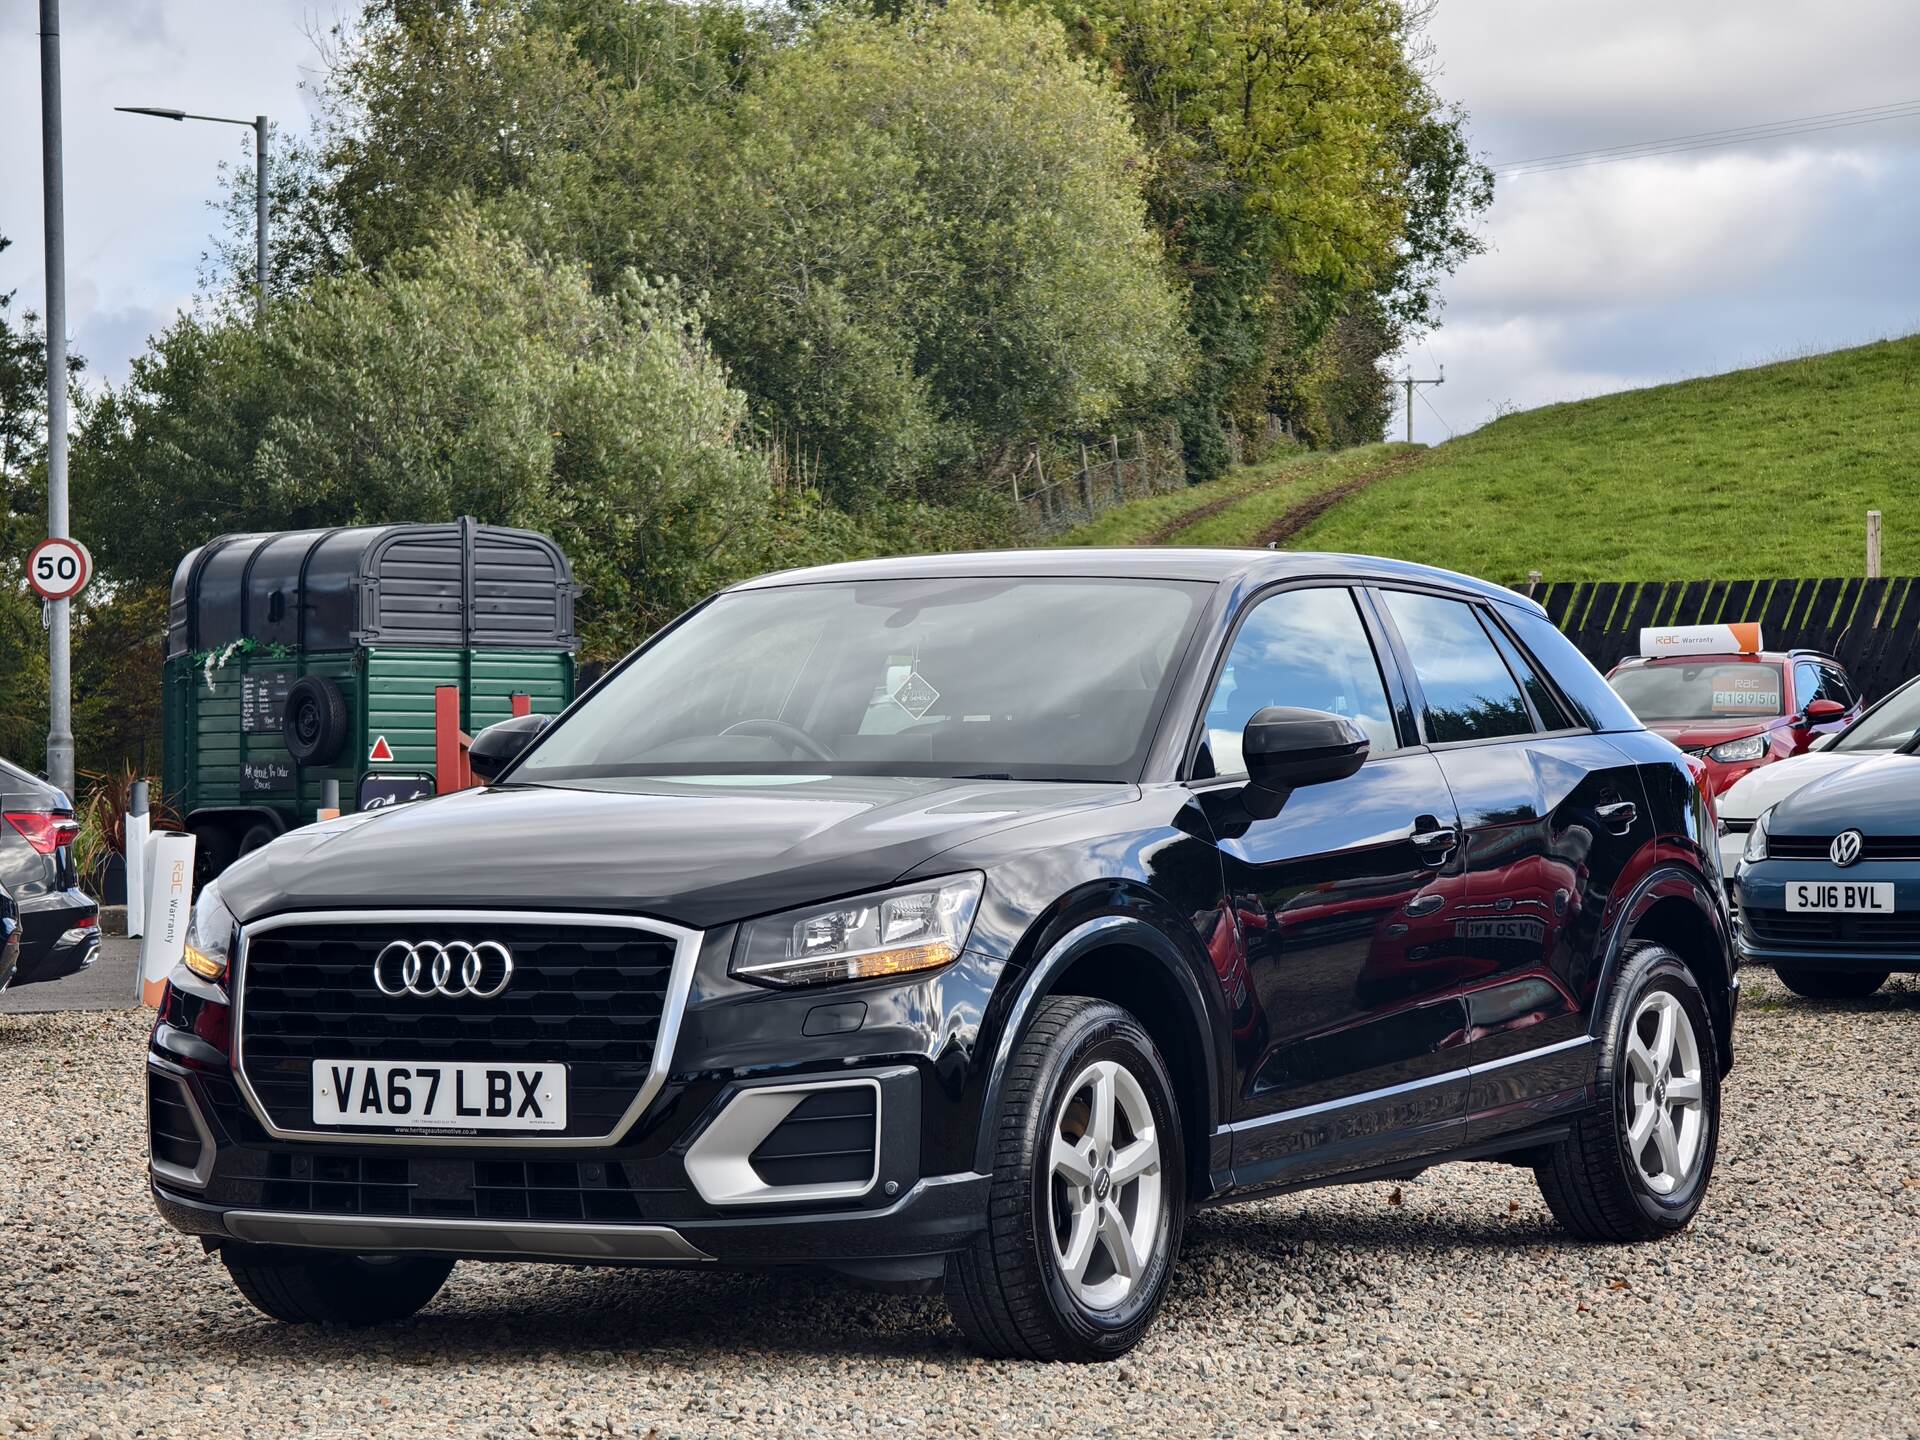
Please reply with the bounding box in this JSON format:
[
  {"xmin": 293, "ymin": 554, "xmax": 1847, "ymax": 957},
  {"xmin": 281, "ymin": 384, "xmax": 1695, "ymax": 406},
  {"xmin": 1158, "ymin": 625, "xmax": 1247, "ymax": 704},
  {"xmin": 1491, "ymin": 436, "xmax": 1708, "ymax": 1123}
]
[{"xmin": 26, "ymin": 537, "xmax": 93, "ymax": 602}]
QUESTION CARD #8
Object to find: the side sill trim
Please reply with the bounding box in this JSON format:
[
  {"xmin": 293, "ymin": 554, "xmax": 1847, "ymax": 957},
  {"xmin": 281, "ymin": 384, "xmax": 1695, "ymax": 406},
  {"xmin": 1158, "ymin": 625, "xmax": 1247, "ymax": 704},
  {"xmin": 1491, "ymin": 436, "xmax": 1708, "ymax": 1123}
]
[
  {"xmin": 1222, "ymin": 1035, "xmax": 1593, "ymax": 1135},
  {"xmin": 221, "ymin": 1210, "xmax": 715, "ymax": 1263}
]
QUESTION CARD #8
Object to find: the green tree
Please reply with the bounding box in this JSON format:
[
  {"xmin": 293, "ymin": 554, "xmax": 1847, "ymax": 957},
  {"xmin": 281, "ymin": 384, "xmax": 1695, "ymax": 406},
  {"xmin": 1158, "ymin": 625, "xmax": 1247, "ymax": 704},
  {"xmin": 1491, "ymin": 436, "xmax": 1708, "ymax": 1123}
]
[{"xmin": 77, "ymin": 216, "xmax": 774, "ymax": 655}]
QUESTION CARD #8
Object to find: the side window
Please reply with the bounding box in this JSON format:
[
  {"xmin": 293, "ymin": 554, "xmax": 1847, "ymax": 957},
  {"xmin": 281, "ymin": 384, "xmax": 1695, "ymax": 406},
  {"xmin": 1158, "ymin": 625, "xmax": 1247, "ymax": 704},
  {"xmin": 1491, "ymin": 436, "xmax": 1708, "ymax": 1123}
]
[
  {"xmin": 1486, "ymin": 621, "xmax": 1576, "ymax": 731},
  {"xmin": 1819, "ymin": 664, "xmax": 1855, "ymax": 709},
  {"xmin": 1202, "ymin": 587, "xmax": 1396, "ymax": 776},
  {"xmin": 1380, "ymin": 591, "xmax": 1533, "ymax": 744},
  {"xmin": 1794, "ymin": 661, "xmax": 1828, "ymax": 709}
]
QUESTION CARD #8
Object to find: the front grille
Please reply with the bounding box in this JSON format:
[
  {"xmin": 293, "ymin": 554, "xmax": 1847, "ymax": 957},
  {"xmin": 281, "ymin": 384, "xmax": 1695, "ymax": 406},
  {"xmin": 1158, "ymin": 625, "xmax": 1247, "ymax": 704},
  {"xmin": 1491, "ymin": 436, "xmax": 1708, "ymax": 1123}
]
[
  {"xmin": 237, "ymin": 919, "xmax": 682, "ymax": 1140},
  {"xmin": 248, "ymin": 1152, "xmax": 680, "ymax": 1221},
  {"xmin": 1768, "ymin": 834, "xmax": 1920, "ymax": 861},
  {"xmin": 749, "ymin": 1086, "xmax": 879, "ymax": 1189},
  {"xmin": 148, "ymin": 1073, "xmax": 207, "ymax": 1177},
  {"xmin": 1744, "ymin": 907, "xmax": 1920, "ymax": 951}
]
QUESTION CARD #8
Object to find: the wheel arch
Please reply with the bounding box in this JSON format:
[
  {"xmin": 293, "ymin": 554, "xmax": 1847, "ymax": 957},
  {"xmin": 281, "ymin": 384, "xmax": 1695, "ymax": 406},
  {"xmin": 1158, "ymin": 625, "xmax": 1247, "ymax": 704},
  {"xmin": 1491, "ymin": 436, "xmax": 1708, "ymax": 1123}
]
[
  {"xmin": 1601, "ymin": 864, "xmax": 1736, "ymax": 1074},
  {"xmin": 973, "ymin": 911, "xmax": 1226, "ymax": 1201}
]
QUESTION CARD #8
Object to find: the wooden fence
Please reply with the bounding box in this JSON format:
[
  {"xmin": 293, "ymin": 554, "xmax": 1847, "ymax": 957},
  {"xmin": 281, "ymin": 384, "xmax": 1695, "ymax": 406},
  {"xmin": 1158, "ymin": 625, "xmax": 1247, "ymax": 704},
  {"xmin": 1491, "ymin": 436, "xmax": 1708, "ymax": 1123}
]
[{"xmin": 1527, "ymin": 576, "xmax": 1920, "ymax": 703}]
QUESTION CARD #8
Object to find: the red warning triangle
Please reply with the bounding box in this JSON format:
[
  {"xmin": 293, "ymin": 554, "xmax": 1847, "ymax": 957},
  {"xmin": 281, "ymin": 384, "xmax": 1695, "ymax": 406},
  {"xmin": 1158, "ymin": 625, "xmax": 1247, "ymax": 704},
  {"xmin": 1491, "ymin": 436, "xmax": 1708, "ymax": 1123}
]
[{"xmin": 368, "ymin": 735, "xmax": 395, "ymax": 763}]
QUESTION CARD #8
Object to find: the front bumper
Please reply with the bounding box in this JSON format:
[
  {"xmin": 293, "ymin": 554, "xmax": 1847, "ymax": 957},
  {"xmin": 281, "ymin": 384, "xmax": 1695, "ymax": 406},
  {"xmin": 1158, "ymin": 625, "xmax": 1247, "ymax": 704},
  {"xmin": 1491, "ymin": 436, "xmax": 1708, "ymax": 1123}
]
[
  {"xmin": 153, "ymin": 1168, "xmax": 989, "ymax": 1271},
  {"xmin": 1734, "ymin": 860, "xmax": 1920, "ymax": 972}
]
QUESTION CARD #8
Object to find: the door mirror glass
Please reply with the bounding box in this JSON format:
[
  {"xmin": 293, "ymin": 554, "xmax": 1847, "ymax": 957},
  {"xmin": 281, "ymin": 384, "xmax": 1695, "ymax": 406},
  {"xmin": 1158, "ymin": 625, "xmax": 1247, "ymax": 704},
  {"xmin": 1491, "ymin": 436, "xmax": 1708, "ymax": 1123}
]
[
  {"xmin": 468, "ymin": 713, "xmax": 552, "ymax": 781},
  {"xmin": 1243, "ymin": 707, "xmax": 1370, "ymax": 793},
  {"xmin": 1804, "ymin": 698, "xmax": 1846, "ymax": 722}
]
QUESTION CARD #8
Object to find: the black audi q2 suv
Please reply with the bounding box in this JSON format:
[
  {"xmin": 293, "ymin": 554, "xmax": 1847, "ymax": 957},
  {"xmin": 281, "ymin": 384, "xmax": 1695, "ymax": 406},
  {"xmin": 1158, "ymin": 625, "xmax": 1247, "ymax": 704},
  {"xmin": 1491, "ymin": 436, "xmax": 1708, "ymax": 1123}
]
[{"xmin": 149, "ymin": 550, "xmax": 1735, "ymax": 1360}]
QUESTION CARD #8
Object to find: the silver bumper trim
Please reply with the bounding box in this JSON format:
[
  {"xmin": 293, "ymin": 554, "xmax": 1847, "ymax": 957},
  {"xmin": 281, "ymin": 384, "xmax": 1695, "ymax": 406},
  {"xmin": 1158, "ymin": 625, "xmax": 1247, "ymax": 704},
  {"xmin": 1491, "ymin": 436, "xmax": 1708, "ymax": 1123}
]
[{"xmin": 221, "ymin": 1210, "xmax": 714, "ymax": 1263}]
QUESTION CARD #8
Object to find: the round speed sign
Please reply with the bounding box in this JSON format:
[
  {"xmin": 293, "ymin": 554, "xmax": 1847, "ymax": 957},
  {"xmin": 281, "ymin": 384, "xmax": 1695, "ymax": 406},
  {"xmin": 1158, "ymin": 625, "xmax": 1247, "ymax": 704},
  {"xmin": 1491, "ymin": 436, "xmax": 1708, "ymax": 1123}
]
[{"xmin": 26, "ymin": 537, "xmax": 93, "ymax": 602}]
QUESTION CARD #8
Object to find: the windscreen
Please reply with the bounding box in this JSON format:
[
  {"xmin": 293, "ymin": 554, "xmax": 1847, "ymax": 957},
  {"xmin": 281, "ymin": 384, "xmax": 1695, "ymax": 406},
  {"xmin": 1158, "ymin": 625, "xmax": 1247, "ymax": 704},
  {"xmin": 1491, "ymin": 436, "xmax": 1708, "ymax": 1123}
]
[
  {"xmin": 514, "ymin": 577, "xmax": 1210, "ymax": 782},
  {"xmin": 1608, "ymin": 662, "xmax": 1784, "ymax": 721},
  {"xmin": 1835, "ymin": 681, "xmax": 1920, "ymax": 752}
]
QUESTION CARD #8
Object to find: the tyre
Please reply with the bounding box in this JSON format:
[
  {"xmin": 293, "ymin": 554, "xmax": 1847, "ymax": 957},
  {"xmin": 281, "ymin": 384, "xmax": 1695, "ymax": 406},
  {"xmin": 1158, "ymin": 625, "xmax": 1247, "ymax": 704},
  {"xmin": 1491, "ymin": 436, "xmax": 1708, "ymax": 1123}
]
[
  {"xmin": 1774, "ymin": 966, "xmax": 1888, "ymax": 1000},
  {"xmin": 222, "ymin": 1246, "xmax": 454, "ymax": 1325},
  {"xmin": 282, "ymin": 675, "xmax": 349, "ymax": 766},
  {"xmin": 237, "ymin": 822, "xmax": 279, "ymax": 859},
  {"xmin": 945, "ymin": 996, "xmax": 1186, "ymax": 1362},
  {"xmin": 1534, "ymin": 943, "xmax": 1720, "ymax": 1241}
]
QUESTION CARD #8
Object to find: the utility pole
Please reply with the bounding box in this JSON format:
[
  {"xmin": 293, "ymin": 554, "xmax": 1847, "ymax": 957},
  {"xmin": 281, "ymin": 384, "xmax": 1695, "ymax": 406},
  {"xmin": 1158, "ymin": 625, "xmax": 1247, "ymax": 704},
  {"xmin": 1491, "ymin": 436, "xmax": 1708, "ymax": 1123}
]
[
  {"xmin": 116, "ymin": 106, "xmax": 271, "ymax": 323},
  {"xmin": 39, "ymin": 0, "xmax": 74, "ymax": 797},
  {"xmin": 1402, "ymin": 366, "xmax": 1444, "ymax": 444}
]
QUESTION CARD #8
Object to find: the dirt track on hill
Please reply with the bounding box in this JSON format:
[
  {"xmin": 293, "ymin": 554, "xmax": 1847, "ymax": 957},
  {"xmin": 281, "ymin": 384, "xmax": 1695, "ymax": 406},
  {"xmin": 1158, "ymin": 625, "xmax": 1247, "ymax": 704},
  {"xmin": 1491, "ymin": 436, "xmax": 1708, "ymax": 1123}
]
[{"xmin": 1253, "ymin": 447, "xmax": 1427, "ymax": 549}]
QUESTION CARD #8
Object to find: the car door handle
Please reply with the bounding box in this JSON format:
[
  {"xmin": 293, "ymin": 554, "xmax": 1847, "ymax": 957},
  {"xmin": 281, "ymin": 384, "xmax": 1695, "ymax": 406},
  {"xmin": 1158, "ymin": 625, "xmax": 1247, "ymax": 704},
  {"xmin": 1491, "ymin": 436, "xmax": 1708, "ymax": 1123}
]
[
  {"xmin": 1596, "ymin": 800, "xmax": 1638, "ymax": 834},
  {"xmin": 1410, "ymin": 819, "xmax": 1458, "ymax": 863}
]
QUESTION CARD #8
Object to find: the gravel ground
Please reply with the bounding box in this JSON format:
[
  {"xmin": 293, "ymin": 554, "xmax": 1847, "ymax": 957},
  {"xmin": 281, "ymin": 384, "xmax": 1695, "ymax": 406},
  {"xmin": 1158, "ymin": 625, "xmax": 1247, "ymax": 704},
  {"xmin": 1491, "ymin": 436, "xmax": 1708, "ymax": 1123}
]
[{"xmin": 2, "ymin": 971, "xmax": 1916, "ymax": 1440}]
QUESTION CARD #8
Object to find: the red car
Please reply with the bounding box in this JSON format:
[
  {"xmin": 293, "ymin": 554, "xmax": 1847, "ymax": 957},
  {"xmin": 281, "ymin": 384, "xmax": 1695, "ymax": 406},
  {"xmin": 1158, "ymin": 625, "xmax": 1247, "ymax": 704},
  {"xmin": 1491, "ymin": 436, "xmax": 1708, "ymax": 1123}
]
[{"xmin": 1606, "ymin": 646, "xmax": 1861, "ymax": 798}]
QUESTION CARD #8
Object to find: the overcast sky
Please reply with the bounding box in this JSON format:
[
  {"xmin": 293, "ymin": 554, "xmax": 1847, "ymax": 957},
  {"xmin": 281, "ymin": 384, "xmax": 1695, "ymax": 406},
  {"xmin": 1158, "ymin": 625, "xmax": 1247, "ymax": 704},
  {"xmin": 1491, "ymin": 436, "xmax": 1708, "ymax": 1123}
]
[{"xmin": 3, "ymin": 1, "xmax": 1918, "ymax": 438}]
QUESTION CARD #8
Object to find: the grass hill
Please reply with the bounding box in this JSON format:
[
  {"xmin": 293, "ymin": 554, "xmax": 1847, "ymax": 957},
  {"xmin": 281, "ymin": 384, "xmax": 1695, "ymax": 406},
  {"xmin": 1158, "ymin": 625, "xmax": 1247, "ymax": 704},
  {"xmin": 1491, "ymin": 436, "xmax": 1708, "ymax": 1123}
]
[{"xmin": 1064, "ymin": 336, "xmax": 1920, "ymax": 581}]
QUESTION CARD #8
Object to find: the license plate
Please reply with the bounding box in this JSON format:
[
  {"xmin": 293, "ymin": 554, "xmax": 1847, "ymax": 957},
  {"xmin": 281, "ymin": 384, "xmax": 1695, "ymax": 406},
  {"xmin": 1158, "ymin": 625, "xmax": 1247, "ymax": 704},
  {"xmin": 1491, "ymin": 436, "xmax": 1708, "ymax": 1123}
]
[
  {"xmin": 1785, "ymin": 882, "xmax": 1895, "ymax": 914},
  {"xmin": 311, "ymin": 1060, "xmax": 567, "ymax": 1131},
  {"xmin": 1456, "ymin": 918, "xmax": 1547, "ymax": 941}
]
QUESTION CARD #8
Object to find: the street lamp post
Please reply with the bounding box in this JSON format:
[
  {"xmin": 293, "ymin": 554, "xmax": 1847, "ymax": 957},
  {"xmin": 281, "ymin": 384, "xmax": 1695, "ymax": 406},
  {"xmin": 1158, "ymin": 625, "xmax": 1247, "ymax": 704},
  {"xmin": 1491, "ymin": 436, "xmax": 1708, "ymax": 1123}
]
[
  {"xmin": 39, "ymin": 0, "xmax": 74, "ymax": 797},
  {"xmin": 116, "ymin": 105, "xmax": 270, "ymax": 322}
]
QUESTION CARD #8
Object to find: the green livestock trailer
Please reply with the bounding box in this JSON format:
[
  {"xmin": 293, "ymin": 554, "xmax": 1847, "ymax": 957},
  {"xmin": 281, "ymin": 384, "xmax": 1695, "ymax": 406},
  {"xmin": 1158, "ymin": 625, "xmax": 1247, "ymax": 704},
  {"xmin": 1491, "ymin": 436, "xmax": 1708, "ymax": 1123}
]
[{"xmin": 163, "ymin": 519, "xmax": 578, "ymax": 875}]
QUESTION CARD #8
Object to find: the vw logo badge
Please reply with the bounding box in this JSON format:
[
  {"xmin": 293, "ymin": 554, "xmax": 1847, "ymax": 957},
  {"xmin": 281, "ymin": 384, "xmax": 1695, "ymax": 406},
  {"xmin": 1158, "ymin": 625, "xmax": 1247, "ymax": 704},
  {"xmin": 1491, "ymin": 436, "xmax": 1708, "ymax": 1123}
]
[
  {"xmin": 373, "ymin": 940, "xmax": 515, "ymax": 999},
  {"xmin": 1829, "ymin": 830, "xmax": 1864, "ymax": 868}
]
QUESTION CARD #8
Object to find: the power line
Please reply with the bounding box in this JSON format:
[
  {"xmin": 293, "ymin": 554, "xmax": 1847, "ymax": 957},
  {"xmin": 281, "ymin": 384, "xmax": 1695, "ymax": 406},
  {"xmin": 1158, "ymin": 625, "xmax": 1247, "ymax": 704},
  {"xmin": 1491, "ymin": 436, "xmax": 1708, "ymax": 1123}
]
[
  {"xmin": 1500, "ymin": 97, "xmax": 1920, "ymax": 169},
  {"xmin": 1500, "ymin": 99, "xmax": 1920, "ymax": 177},
  {"xmin": 1416, "ymin": 387, "xmax": 1456, "ymax": 439}
]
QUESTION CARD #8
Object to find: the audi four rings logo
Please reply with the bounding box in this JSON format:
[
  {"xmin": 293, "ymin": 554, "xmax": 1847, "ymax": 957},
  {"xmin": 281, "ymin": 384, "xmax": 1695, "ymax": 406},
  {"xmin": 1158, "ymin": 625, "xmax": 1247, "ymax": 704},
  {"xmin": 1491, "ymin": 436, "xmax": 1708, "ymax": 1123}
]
[
  {"xmin": 373, "ymin": 940, "xmax": 515, "ymax": 999},
  {"xmin": 1830, "ymin": 830, "xmax": 1864, "ymax": 868}
]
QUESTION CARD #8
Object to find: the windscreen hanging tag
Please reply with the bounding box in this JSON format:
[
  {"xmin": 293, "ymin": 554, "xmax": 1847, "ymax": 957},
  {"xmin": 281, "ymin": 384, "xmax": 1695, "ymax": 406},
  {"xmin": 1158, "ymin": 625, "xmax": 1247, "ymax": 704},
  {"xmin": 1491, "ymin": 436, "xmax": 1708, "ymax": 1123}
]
[{"xmin": 1639, "ymin": 623, "xmax": 1762, "ymax": 658}]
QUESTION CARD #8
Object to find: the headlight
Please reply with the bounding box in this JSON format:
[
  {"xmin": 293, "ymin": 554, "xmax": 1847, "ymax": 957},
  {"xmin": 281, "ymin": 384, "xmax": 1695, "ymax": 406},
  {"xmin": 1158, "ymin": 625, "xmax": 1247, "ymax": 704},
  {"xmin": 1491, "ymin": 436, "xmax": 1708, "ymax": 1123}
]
[
  {"xmin": 732, "ymin": 874, "xmax": 984, "ymax": 987},
  {"xmin": 182, "ymin": 879, "xmax": 237, "ymax": 981},
  {"xmin": 1708, "ymin": 733, "xmax": 1769, "ymax": 764},
  {"xmin": 1743, "ymin": 808, "xmax": 1771, "ymax": 865}
]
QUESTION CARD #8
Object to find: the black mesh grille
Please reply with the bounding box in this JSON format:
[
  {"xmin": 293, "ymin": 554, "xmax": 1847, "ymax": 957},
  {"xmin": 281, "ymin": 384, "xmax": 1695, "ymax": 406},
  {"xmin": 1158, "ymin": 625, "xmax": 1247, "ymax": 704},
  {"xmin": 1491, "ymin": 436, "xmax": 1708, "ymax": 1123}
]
[
  {"xmin": 1768, "ymin": 834, "xmax": 1920, "ymax": 861},
  {"xmin": 1744, "ymin": 907, "xmax": 1920, "ymax": 950},
  {"xmin": 249, "ymin": 1152, "xmax": 678, "ymax": 1221},
  {"xmin": 749, "ymin": 1087, "xmax": 878, "ymax": 1189},
  {"xmin": 148, "ymin": 1074, "xmax": 205, "ymax": 1174},
  {"xmin": 237, "ymin": 921, "xmax": 678, "ymax": 1139}
]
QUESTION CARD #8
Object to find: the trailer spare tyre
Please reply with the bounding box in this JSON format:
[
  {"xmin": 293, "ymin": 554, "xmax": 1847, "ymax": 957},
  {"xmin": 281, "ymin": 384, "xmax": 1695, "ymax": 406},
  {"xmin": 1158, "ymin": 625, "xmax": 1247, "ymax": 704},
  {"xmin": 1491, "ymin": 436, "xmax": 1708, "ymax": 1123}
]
[{"xmin": 283, "ymin": 675, "xmax": 349, "ymax": 766}]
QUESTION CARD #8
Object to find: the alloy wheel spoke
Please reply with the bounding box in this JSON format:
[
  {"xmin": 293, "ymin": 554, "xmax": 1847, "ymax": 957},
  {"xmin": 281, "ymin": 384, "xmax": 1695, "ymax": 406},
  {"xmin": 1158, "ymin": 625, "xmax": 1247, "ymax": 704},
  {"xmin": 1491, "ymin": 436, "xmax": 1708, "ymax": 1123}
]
[
  {"xmin": 1626, "ymin": 1032, "xmax": 1658, "ymax": 1086},
  {"xmin": 1650, "ymin": 999, "xmax": 1678, "ymax": 1073},
  {"xmin": 1052, "ymin": 1134, "xmax": 1095, "ymax": 1187},
  {"xmin": 1100, "ymin": 1203, "xmax": 1144, "ymax": 1281},
  {"xmin": 1088, "ymin": 1065, "xmax": 1117, "ymax": 1154},
  {"xmin": 1109, "ymin": 1131, "xmax": 1159, "ymax": 1186},
  {"xmin": 1627, "ymin": 1099, "xmax": 1658, "ymax": 1154},
  {"xmin": 1666, "ymin": 1074, "xmax": 1703, "ymax": 1105},
  {"xmin": 1652, "ymin": 1110, "xmax": 1683, "ymax": 1179},
  {"xmin": 1059, "ymin": 1202, "xmax": 1099, "ymax": 1282}
]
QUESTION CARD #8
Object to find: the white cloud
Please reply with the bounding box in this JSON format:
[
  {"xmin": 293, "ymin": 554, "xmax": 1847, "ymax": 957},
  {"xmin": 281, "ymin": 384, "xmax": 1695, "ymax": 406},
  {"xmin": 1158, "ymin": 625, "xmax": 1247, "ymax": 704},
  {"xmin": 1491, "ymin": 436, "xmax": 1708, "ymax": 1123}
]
[{"xmin": 1451, "ymin": 149, "xmax": 1883, "ymax": 310}]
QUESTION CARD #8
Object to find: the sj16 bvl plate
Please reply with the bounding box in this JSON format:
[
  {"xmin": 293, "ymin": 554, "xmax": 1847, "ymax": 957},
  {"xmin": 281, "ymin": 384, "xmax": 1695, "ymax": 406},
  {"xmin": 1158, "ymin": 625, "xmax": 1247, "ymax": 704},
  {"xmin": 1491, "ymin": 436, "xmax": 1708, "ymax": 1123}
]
[
  {"xmin": 311, "ymin": 1060, "xmax": 568, "ymax": 1131},
  {"xmin": 1785, "ymin": 882, "xmax": 1895, "ymax": 914}
]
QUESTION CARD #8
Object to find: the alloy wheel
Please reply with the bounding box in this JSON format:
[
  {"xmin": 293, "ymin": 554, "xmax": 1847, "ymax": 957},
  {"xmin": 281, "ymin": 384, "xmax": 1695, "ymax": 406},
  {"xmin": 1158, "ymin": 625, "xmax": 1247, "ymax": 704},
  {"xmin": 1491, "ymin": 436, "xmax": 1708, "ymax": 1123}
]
[
  {"xmin": 1622, "ymin": 989, "xmax": 1706, "ymax": 1195},
  {"xmin": 1047, "ymin": 1058, "xmax": 1163, "ymax": 1310}
]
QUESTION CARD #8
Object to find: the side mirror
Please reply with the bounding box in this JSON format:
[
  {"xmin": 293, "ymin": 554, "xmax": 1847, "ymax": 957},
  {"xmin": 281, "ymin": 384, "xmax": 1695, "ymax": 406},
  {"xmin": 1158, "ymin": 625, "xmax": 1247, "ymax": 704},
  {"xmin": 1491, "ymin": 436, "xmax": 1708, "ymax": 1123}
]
[
  {"xmin": 1804, "ymin": 699, "xmax": 1846, "ymax": 723},
  {"xmin": 468, "ymin": 713, "xmax": 552, "ymax": 782},
  {"xmin": 1809, "ymin": 732, "xmax": 1837, "ymax": 751},
  {"xmin": 1243, "ymin": 707, "xmax": 1370, "ymax": 794}
]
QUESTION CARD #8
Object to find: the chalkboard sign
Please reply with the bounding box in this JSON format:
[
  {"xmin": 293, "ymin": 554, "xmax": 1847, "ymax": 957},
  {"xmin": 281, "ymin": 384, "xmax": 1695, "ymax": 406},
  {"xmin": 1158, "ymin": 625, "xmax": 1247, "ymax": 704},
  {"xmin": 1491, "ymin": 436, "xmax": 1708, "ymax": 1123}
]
[
  {"xmin": 241, "ymin": 668, "xmax": 294, "ymax": 735},
  {"xmin": 241, "ymin": 757, "xmax": 295, "ymax": 794}
]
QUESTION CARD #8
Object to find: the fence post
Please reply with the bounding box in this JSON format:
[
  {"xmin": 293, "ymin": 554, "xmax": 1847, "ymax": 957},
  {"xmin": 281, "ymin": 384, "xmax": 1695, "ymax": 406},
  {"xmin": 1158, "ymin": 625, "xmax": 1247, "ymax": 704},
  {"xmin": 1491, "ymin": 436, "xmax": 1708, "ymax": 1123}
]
[
  {"xmin": 1527, "ymin": 569, "xmax": 1543, "ymax": 596},
  {"xmin": 1110, "ymin": 435, "xmax": 1124, "ymax": 502},
  {"xmin": 1867, "ymin": 510, "xmax": 1882, "ymax": 578}
]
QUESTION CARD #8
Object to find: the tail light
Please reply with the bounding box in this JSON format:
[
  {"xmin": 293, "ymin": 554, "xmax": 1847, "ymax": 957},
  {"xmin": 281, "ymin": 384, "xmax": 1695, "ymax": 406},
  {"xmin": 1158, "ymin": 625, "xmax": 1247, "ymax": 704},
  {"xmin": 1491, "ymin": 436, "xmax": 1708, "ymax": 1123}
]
[{"xmin": 5, "ymin": 811, "xmax": 80, "ymax": 855}]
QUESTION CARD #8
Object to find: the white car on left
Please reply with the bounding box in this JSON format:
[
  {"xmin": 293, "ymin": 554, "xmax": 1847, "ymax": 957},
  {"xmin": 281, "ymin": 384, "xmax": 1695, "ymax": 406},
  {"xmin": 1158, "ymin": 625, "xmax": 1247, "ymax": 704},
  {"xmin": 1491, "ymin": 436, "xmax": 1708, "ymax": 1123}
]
[{"xmin": 1716, "ymin": 673, "xmax": 1920, "ymax": 880}]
